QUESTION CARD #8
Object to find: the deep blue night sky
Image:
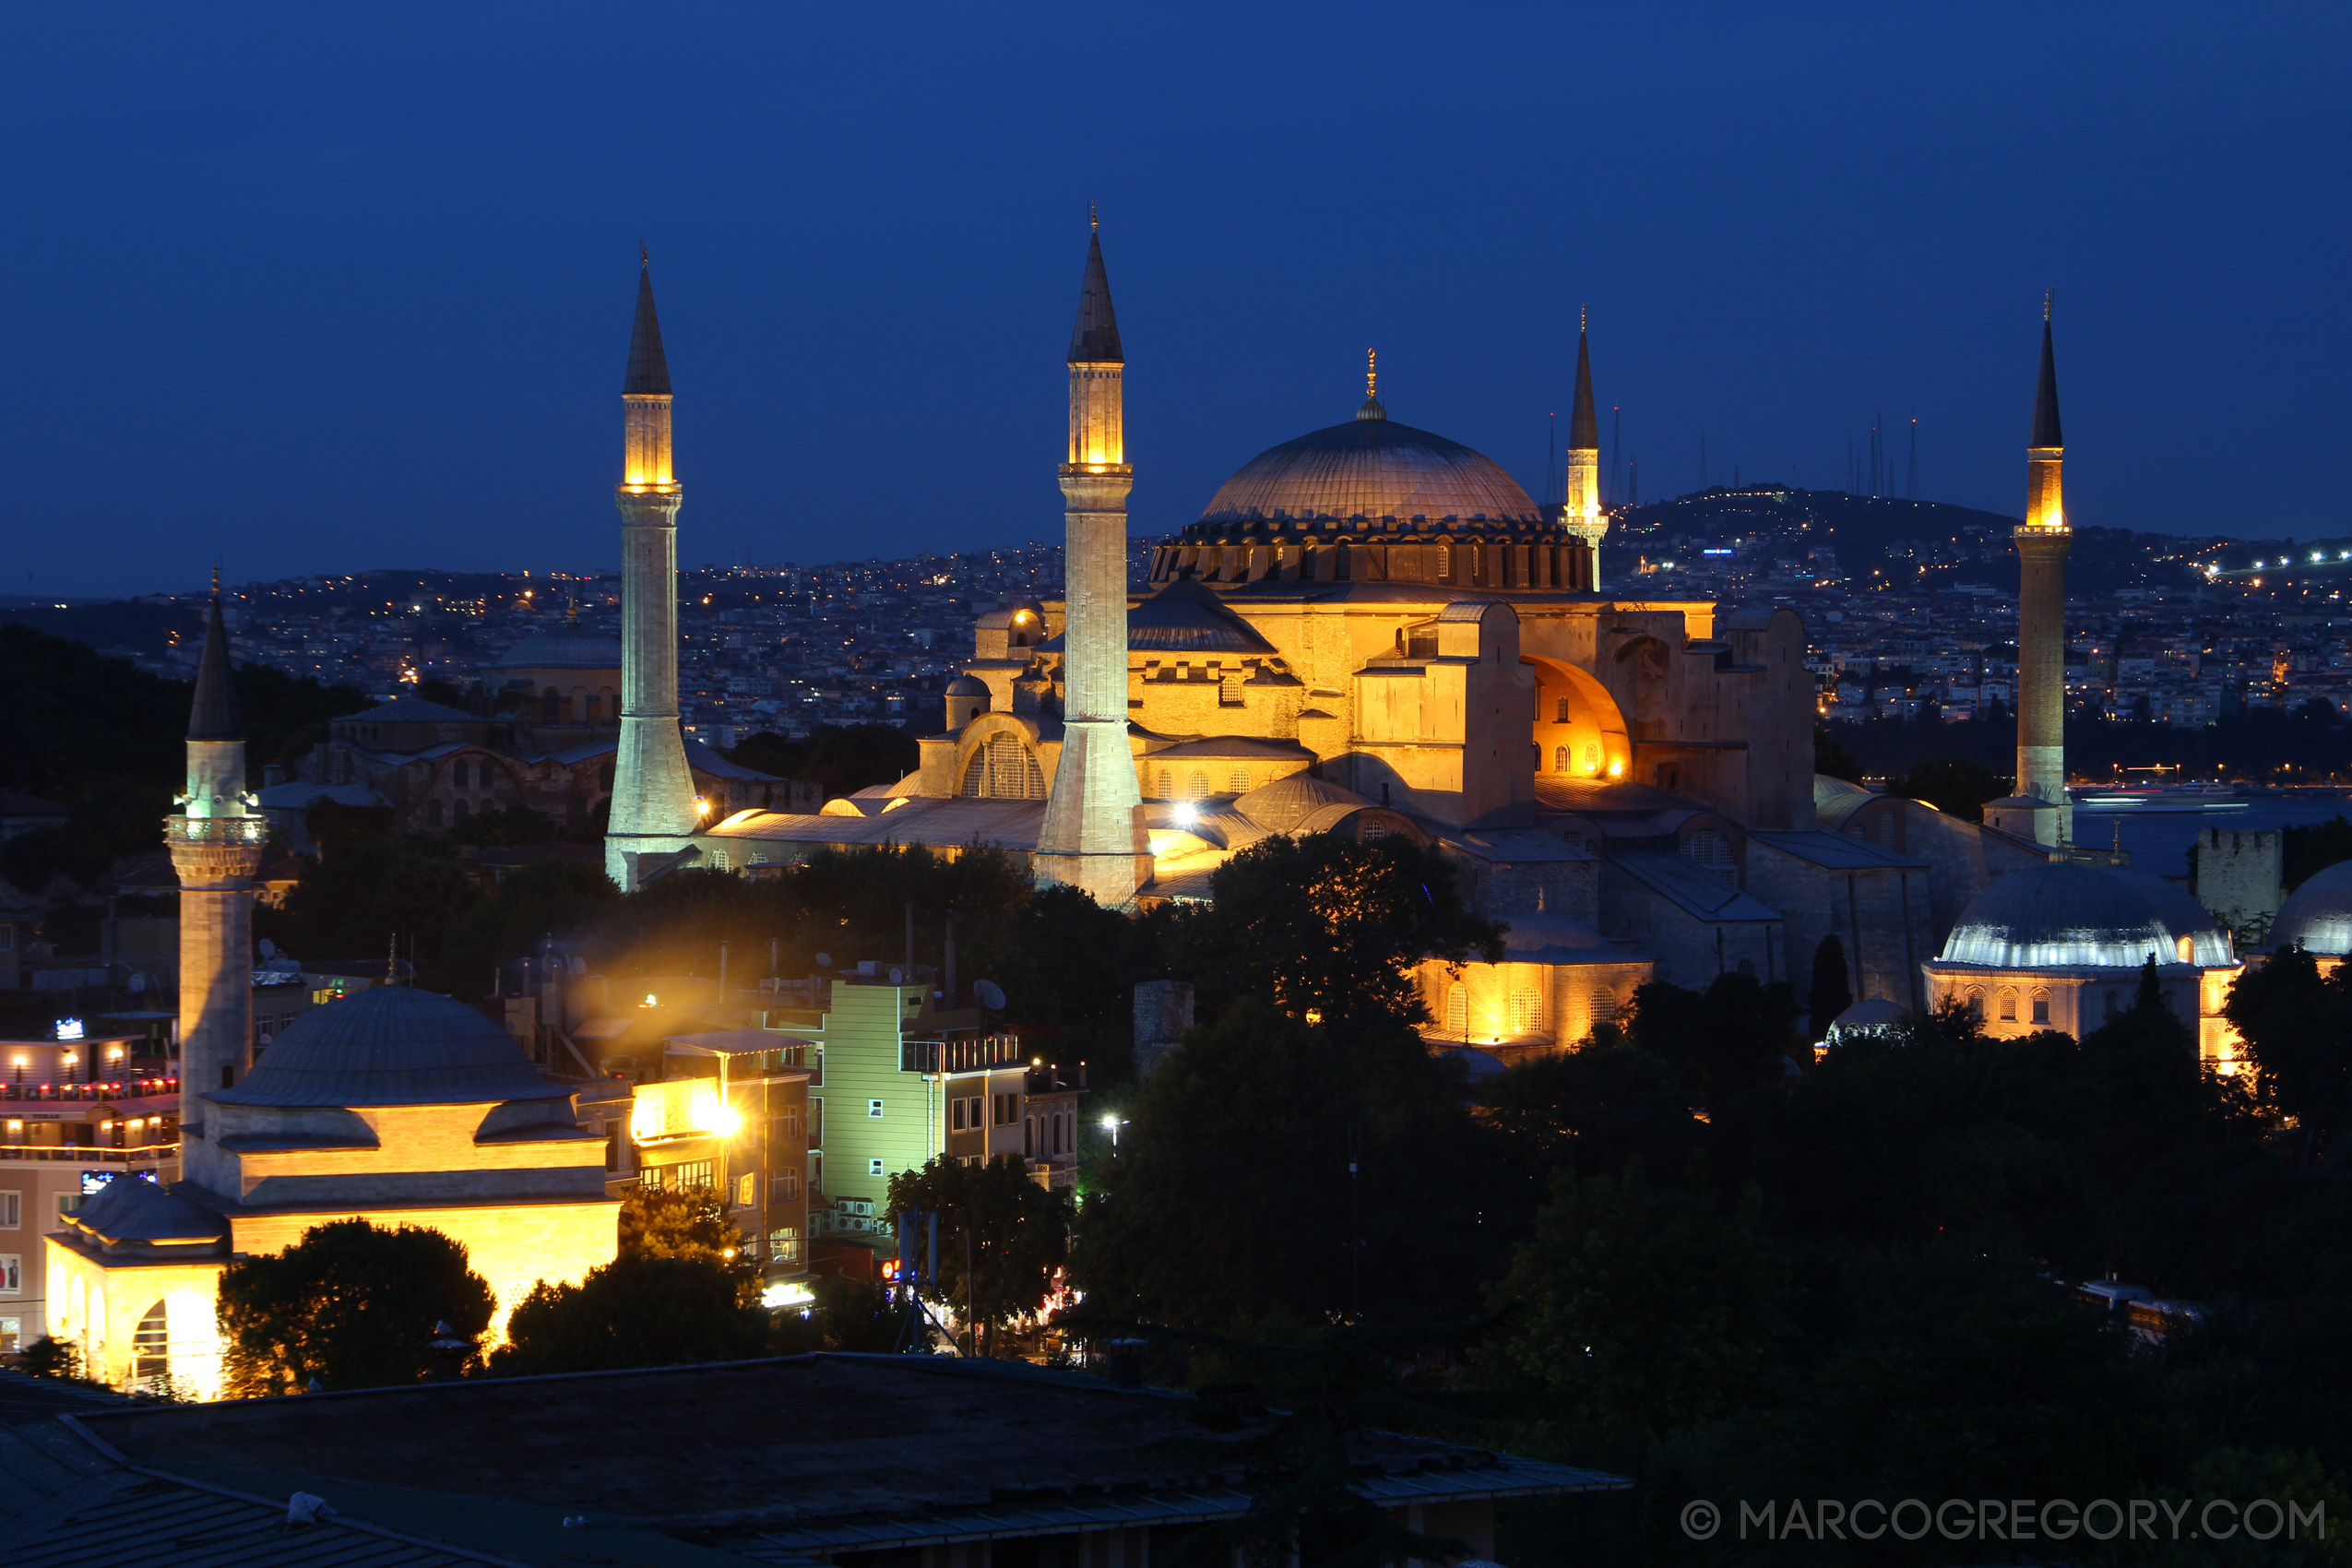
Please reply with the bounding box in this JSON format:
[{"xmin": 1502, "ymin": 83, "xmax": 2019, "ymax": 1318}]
[{"xmin": 6, "ymin": 5, "xmax": 2346, "ymax": 597}]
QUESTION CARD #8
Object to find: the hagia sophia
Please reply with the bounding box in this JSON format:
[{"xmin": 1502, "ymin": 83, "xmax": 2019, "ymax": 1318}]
[{"xmin": 43, "ymin": 223, "xmax": 2300, "ymax": 1397}]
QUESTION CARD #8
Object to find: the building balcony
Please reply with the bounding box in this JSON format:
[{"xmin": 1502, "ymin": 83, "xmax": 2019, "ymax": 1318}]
[
  {"xmin": 0, "ymin": 1142, "xmax": 179, "ymax": 1162},
  {"xmin": 2, "ymin": 1079, "xmax": 178, "ymax": 1104}
]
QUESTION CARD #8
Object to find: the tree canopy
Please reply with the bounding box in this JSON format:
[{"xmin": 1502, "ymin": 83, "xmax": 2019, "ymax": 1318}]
[{"xmin": 216, "ymin": 1218, "xmax": 494, "ymax": 1396}]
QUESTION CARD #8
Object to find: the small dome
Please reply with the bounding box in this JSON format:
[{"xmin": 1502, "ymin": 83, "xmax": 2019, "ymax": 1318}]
[
  {"xmin": 1824, "ymin": 997, "xmax": 1910, "ymax": 1041},
  {"xmin": 492, "ymin": 625, "xmax": 624, "ymax": 671},
  {"xmin": 211, "ymin": 985, "xmax": 569, "ymax": 1108},
  {"xmin": 2274, "ymin": 860, "xmax": 2352, "ymax": 955},
  {"xmin": 1196, "ymin": 416, "xmax": 1541, "ymax": 529},
  {"xmin": 944, "ymin": 675, "xmax": 989, "ymax": 697},
  {"xmin": 2108, "ymin": 868, "xmax": 2234, "ymax": 967},
  {"xmin": 1235, "ymin": 774, "xmax": 1369, "ymax": 833},
  {"xmin": 1938, "ymin": 862, "xmax": 2174, "ymax": 969}
]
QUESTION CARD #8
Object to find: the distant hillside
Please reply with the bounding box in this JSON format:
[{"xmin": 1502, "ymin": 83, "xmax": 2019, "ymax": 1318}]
[
  {"xmin": 0, "ymin": 599, "xmax": 202, "ymax": 660},
  {"xmin": 1612, "ymin": 487, "xmax": 2217, "ymax": 597}
]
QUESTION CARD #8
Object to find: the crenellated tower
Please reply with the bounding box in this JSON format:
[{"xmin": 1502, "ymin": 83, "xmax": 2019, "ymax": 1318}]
[
  {"xmin": 605, "ymin": 254, "xmax": 701, "ymax": 889},
  {"xmin": 167, "ymin": 584, "xmax": 264, "ymax": 1158},
  {"xmin": 1563, "ymin": 311, "xmax": 1606, "ymax": 585},
  {"xmin": 2013, "ymin": 297, "xmax": 2073, "ymax": 846},
  {"xmin": 1034, "ymin": 219, "xmax": 1151, "ymax": 904}
]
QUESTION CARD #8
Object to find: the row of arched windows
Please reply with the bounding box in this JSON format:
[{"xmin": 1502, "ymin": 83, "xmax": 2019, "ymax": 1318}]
[
  {"xmin": 1442, "ymin": 983, "xmax": 1619, "ymax": 1038},
  {"xmin": 1153, "ymin": 766, "xmax": 1254, "ymax": 800}
]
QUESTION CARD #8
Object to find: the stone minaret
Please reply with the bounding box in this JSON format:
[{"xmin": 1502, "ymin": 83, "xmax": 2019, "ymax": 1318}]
[
  {"xmin": 1035, "ymin": 220, "xmax": 1150, "ymax": 905},
  {"xmin": 1563, "ymin": 312, "xmax": 1606, "ymax": 586},
  {"xmin": 167, "ymin": 586, "xmax": 263, "ymax": 1157},
  {"xmin": 605, "ymin": 255, "xmax": 700, "ymax": 890},
  {"xmin": 2013, "ymin": 299, "xmax": 2072, "ymax": 847}
]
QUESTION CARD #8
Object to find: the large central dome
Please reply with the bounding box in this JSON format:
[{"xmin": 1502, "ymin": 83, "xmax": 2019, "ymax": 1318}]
[{"xmin": 1198, "ymin": 403, "xmax": 1539, "ymax": 529}]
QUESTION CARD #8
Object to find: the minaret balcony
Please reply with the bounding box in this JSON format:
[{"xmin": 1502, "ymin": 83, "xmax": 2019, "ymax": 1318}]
[{"xmin": 166, "ymin": 815, "xmax": 267, "ymax": 849}]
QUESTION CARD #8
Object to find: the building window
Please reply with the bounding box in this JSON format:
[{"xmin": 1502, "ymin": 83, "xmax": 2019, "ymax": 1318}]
[
  {"xmin": 1656, "ymin": 763, "xmax": 1681, "ymax": 790},
  {"xmin": 1188, "ymin": 770, "xmax": 1211, "ymax": 799},
  {"xmin": 1555, "ymin": 695, "xmax": 1572, "ymax": 723},
  {"xmin": 0, "ymin": 1192, "xmax": 17, "ymax": 1229},
  {"xmin": 768, "ymin": 1227, "xmax": 802, "ymax": 1263},
  {"xmin": 0, "ymin": 1317, "xmax": 18, "ymax": 1354},
  {"xmin": 1229, "ymin": 767, "xmax": 1251, "ymax": 794},
  {"xmin": 1220, "ymin": 675, "xmax": 1243, "ymax": 707},
  {"xmin": 133, "ymin": 1300, "xmax": 168, "ymax": 1387},
  {"xmin": 1965, "ymin": 988, "xmax": 1985, "ymax": 1020},
  {"xmin": 1445, "ymin": 983, "xmax": 1467, "ymax": 1036},
  {"xmin": 809, "ymin": 1098, "xmax": 822, "ymax": 1142},
  {"xmin": 1155, "ymin": 767, "xmax": 1172, "ymax": 799},
  {"xmin": 1553, "ymin": 745, "xmax": 1569, "ymax": 773},
  {"xmin": 602, "ymin": 1120, "xmax": 621, "ymax": 1172},
  {"xmin": 1682, "ymin": 830, "xmax": 1736, "ymax": 882},
  {"xmin": 56, "ymin": 1194, "xmax": 81, "ymax": 1218},
  {"xmin": 738, "ymin": 1172, "xmax": 757, "ymax": 1207},
  {"xmin": 1998, "ymin": 990, "xmax": 2017, "ymax": 1022},
  {"xmin": 867, "ymin": 1099, "xmax": 884, "ymax": 1119},
  {"xmin": 2031, "ymin": 993, "xmax": 2050, "ymax": 1025},
  {"xmin": 961, "ymin": 733, "xmax": 1046, "ymax": 800},
  {"xmin": 643, "ymin": 1160, "xmax": 716, "ymax": 1190},
  {"xmin": 1436, "ymin": 545, "xmax": 1453, "ymax": 579},
  {"xmin": 1510, "ymin": 988, "xmax": 1544, "ymax": 1034},
  {"xmin": 992, "ymin": 1092, "xmax": 1019, "ymax": 1127},
  {"xmin": 774, "ymin": 1108, "xmax": 802, "ymax": 1143},
  {"xmin": 867, "ymin": 1157, "xmax": 885, "ymax": 1178},
  {"xmin": 0, "ymin": 1255, "xmax": 18, "ymax": 1295},
  {"xmin": 1589, "ymin": 986, "xmax": 1619, "ymax": 1025},
  {"xmin": 771, "ymin": 1168, "xmax": 802, "ymax": 1203}
]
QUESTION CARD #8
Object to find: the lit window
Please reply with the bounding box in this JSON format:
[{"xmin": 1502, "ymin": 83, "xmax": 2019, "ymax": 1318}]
[
  {"xmin": 738, "ymin": 1172, "xmax": 757, "ymax": 1206},
  {"xmin": 2031, "ymin": 994, "xmax": 2050, "ymax": 1025},
  {"xmin": 1445, "ymin": 984, "xmax": 1468, "ymax": 1036},
  {"xmin": 1510, "ymin": 989, "xmax": 1544, "ymax": 1034},
  {"xmin": 1998, "ymin": 990, "xmax": 2017, "ymax": 1022}
]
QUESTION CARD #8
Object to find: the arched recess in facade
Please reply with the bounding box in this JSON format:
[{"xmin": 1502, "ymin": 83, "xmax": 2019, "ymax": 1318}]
[
  {"xmin": 1524, "ymin": 655, "xmax": 1630, "ymax": 780},
  {"xmin": 954, "ymin": 714, "xmax": 1050, "ymax": 800}
]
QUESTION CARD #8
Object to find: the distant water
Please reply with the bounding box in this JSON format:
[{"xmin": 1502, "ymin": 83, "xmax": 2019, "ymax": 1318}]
[{"xmin": 2072, "ymin": 792, "xmax": 2352, "ymax": 880}]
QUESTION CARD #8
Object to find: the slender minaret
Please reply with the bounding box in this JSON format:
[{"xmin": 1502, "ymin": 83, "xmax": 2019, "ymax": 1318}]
[
  {"xmin": 605, "ymin": 254, "xmax": 700, "ymax": 890},
  {"xmin": 1034, "ymin": 217, "xmax": 1150, "ymax": 905},
  {"xmin": 167, "ymin": 581, "xmax": 263, "ymax": 1163},
  {"xmin": 2013, "ymin": 296, "xmax": 2072, "ymax": 847},
  {"xmin": 1563, "ymin": 309, "xmax": 1606, "ymax": 586}
]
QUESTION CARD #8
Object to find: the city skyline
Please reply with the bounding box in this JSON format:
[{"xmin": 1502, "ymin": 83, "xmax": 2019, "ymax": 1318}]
[{"xmin": 4, "ymin": 6, "xmax": 2347, "ymax": 598}]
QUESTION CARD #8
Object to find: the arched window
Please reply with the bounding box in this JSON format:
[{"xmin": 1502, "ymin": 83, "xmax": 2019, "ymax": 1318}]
[
  {"xmin": 1582, "ymin": 742, "xmax": 1601, "ymax": 774},
  {"xmin": 1589, "ymin": 987, "xmax": 1619, "ymax": 1026},
  {"xmin": 1656, "ymin": 763, "xmax": 1681, "ymax": 790},
  {"xmin": 960, "ymin": 734, "xmax": 1045, "ymax": 799},
  {"xmin": 2030, "ymin": 992, "xmax": 2050, "ymax": 1025},
  {"xmin": 453, "ymin": 798, "xmax": 471, "ymax": 821},
  {"xmin": 1229, "ymin": 768, "xmax": 1251, "ymax": 794},
  {"xmin": 570, "ymin": 685, "xmax": 589, "ymax": 722},
  {"xmin": 1555, "ymin": 695, "xmax": 1572, "ymax": 723},
  {"xmin": 1966, "ymin": 987, "xmax": 1985, "ymax": 1020},
  {"xmin": 1737, "ymin": 957, "xmax": 1757, "ymax": 979},
  {"xmin": 542, "ymin": 687, "xmax": 562, "ymax": 722},
  {"xmin": 132, "ymin": 1300, "xmax": 169, "ymax": 1389},
  {"xmin": 1682, "ymin": 830, "xmax": 1736, "ymax": 882},
  {"xmin": 1156, "ymin": 767, "xmax": 1172, "ymax": 799},
  {"xmin": 1220, "ymin": 674, "xmax": 1243, "ymax": 706},
  {"xmin": 1510, "ymin": 988, "xmax": 1544, "ymax": 1034},
  {"xmin": 1444, "ymin": 983, "xmax": 1467, "ymax": 1036},
  {"xmin": 1554, "ymin": 746, "xmax": 1570, "ymax": 773},
  {"xmin": 1436, "ymin": 544, "xmax": 1453, "ymax": 580},
  {"xmin": 1998, "ymin": 989, "xmax": 2017, "ymax": 1022},
  {"xmin": 1187, "ymin": 770, "xmax": 1211, "ymax": 799}
]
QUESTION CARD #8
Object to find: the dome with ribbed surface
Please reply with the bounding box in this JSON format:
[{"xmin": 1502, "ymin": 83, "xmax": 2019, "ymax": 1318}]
[
  {"xmin": 492, "ymin": 624, "xmax": 624, "ymax": 671},
  {"xmin": 1235, "ymin": 774, "xmax": 1369, "ymax": 833},
  {"xmin": 210, "ymin": 985, "xmax": 569, "ymax": 1108},
  {"xmin": 1938, "ymin": 862, "xmax": 2175, "ymax": 969},
  {"xmin": 2273, "ymin": 860, "xmax": 2352, "ymax": 956},
  {"xmin": 1197, "ymin": 416, "xmax": 1540, "ymax": 529}
]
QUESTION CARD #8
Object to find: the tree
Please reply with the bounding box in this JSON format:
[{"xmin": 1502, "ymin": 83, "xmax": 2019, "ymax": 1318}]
[
  {"xmin": 1480, "ymin": 1161, "xmax": 1789, "ymax": 1437},
  {"xmin": 216, "ymin": 1219, "xmax": 495, "ymax": 1396},
  {"xmin": 620, "ymin": 1183, "xmax": 759, "ymax": 1300},
  {"xmin": 1164, "ymin": 836, "xmax": 1501, "ymax": 1033},
  {"xmin": 2224, "ymin": 946, "xmax": 2352, "ymax": 1168},
  {"xmin": 887, "ymin": 1154, "xmax": 1072, "ymax": 1355},
  {"xmin": 1805, "ymin": 934, "xmax": 1853, "ymax": 1041},
  {"xmin": 1888, "ymin": 754, "xmax": 2007, "ymax": 822},
  {"xmin": 1621, "ymin": 971, "xmax": 1803, "ymax": 1109},
  {"xmin": 1072, "ymin": 1000, "xmax": 1501, "ymax": 1331},
  {"xmin": 2282, "ymin": 814, "xmax": 2352, "ymax": 893},
  {"xmin": 725, "ymin": 723, "xmax": 920, "ymax": 803},
  {"xmin": 1813, "ymin": 724, "xmax": 1862, "ymax": 783},
  {"xmin": 493, "ymin": 1254, "xmax": 770, "ymax": 1376}
]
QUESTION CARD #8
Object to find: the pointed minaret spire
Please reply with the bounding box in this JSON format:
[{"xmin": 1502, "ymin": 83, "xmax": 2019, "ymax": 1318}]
[
  {"xmin": 1562, "ymin": 313, "xmax": 1606, "ymax": 587},
  {"xmin": 186, "ymin": 583, "xmax": 243, "ymax": 742},
  {"xmin": 1037, "ymin": 217, "xmax": 1149, "ymax": 906},
  {"xmin": 1068, "ymin": 229, "xmax": 1123, "ymax": 365},
  {"xmin": 2030, "ymin": 294, "xmax": 2063, "ymax": 449},
  {"xmin": 624, "ymin": 253, "xmax": 671, "ymax": 397}
]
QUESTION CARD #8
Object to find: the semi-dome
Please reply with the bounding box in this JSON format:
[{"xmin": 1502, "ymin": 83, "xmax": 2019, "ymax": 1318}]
[
  {"xmin": 1196, "ymin": 413, "xmax": 1541, "ymax": 529},
  {"xmin": 210, "ymin": 984, "xmax": 570, "ymax": 1108},
  {"xmin": 1234, "ymin": 774, "xmax": 1370, "ymax": 833},
  {"xmin": 1938, "ymin": 862, "xmax": 2176, "ymax": 969},
  {"xmin": 2273, "ymin": 860, "xmax": 2352, "ymax": 955},
  {"xmin": 944, "ymin": 674, "xmax": 989, "ymax": 697},
  {"xmin": 492, "ymin": 624, "xmax": 624, "ymax": 671}
]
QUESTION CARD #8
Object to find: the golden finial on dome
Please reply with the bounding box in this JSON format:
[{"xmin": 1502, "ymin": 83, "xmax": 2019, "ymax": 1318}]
[
  {"xmin": 2045, "ymin": 288, "xmax": 2053, "ymax": 321},
  {"xmin": 1089, "ymin": 199, "xmax": 1098, "ymax": 232},
  {"xmin": 1580, "ymin": 303, "xmax": 1587, "ymax": 334},
  {"xmin": 1366, "ymin": 349, "xmax": 1376, "ymax": 399}
]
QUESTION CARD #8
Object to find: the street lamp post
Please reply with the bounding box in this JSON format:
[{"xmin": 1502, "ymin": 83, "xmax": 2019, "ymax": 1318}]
[{"xmin": 1099, "ymin": 1114, "xmax": 1126, "ymax": 1157}]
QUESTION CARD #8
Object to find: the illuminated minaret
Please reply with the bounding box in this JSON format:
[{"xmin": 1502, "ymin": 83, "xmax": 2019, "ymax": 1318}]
[
  {"xmin": 1034, "ymin": 217, "xmax": 1151, "ymax": 905},
  {"xmin": 1563, "ymin": 309, "xmax": 1606, "ymax": 586},
  {"xmin": 2013, "ymin": 296, "xmax": 2072, "ymax": 847},
  {"xmin": 167, "ymin": 580, "xmax": 264, "ymax": 1159},
  {"xmin": 605, "ymin": 253, "xmax": 701, "ymax": 889}
]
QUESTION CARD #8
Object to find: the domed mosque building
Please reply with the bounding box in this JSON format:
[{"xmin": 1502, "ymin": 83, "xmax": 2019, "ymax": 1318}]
[
  {"xmin": 697, "ymin": 229, "xmax": 2069, "ymax": 1060},
  {"xmin": 42, "ymin": 605, "xmax": 618, "ymax": 1396}
]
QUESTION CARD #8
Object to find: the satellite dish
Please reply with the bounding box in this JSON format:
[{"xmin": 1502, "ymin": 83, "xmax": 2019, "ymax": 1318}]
[
  {"xmin": 569, "ymin": 955, "xmax": 587, "ymax": 978},
  {"xmin": 258, "ymin": 938, "xmax": 278, "ymax": 959},
  {"xmin": 888, "ymin": 967, "xmax": 905, "ymax": 985},
  {"xmin": 814, "ymin": 952, "xmax": 833, "ymax": 969},
  {"xmin": 974, "ymin": 980, "xmax": 1006, "ymax": 1012}
]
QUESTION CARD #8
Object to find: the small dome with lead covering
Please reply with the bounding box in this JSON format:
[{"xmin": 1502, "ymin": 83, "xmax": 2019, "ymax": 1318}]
[
  {"xmin": 210, "ymin": 985, "xmax": 569, "ymax": 1108},
  {"xmin": 1937, "ymin": 862, "xmax": 2176, "ymax": 969},
  {"xmin": 2273, "ymin": 860, "xmax": 2352, "ymax": 956}
]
